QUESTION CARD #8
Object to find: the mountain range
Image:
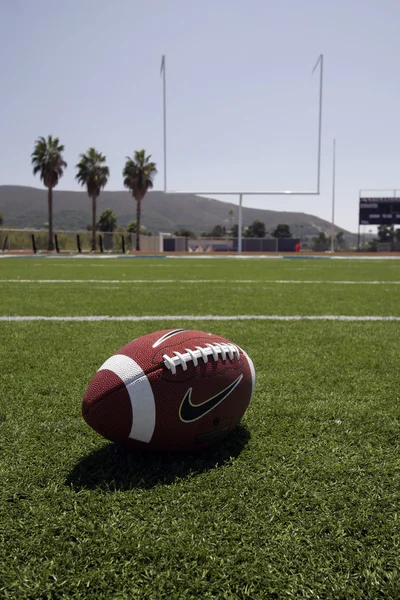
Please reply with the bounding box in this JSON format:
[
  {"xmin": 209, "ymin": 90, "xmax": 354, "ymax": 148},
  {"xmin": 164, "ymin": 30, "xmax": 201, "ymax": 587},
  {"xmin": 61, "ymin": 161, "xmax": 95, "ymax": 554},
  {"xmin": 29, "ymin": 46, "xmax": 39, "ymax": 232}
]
[{"xmin": 0, "ymin": 185, "xmax": 353, "ymax": 240}]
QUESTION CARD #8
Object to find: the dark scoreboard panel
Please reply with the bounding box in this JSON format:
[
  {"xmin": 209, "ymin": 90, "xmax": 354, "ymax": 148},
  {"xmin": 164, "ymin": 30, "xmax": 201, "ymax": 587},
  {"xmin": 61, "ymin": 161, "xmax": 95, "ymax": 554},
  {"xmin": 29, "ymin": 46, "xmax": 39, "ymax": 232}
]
[{"xmin": 359, "ymin": 197, "xmax": 400, "ymax": 225}]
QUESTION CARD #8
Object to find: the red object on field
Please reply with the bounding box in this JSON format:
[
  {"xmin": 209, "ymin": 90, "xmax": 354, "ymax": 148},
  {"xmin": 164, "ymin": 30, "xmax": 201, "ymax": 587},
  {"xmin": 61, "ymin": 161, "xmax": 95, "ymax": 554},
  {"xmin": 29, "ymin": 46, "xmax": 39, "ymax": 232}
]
[
  {"xmin": 82, "ymin": 329, "xmax": 256, "ymax": 453},
  {"xmin": 295, "ymin": 242, "xmax": 301, "ymax": 253}
]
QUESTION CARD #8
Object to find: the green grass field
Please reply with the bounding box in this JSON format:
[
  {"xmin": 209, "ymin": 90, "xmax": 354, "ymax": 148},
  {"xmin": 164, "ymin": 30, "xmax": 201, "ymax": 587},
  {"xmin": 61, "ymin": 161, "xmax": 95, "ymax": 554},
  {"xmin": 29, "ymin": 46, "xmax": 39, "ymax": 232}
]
[{"xmin": 1, "ymin": 257, "xmax": 400, "ymax": 599}]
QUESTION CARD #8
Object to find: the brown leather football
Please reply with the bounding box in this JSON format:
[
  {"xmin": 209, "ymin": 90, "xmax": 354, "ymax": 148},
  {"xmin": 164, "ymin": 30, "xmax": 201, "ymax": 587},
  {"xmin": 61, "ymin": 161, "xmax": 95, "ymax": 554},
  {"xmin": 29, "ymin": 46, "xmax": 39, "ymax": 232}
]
[{"xmin": 82, "ymin": 328, "xmax": 256, "ymax": 452}]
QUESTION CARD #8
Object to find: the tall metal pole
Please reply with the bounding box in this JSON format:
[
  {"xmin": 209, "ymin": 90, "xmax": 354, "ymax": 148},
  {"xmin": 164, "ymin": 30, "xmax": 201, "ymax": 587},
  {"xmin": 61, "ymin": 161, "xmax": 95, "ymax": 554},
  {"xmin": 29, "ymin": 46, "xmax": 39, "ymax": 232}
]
[
  {"xmin": 330, "ymin": 139, "xmax": 336, "ymax": 252},
  {"xmin": 238, "ymin": 194, "xmax": 243, "ymax": 255},
  {"xmin": 161, "ymin": 55, "xmax": 167, "ymax": 192},
  {"xmin": 312, "ymin": 54, "xmax": 323, "ymax": 194}
]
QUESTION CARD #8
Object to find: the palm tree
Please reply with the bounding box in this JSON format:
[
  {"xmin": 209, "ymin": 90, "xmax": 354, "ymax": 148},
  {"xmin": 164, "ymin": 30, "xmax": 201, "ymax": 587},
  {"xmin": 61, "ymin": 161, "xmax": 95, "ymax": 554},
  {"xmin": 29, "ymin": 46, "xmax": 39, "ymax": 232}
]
[
  {"xmin": 97, "ymin": 208, "xmax": 117, "ymax": 232},
  {"xmin": 123, "ymin": 150, "xmax": 157, "ymax": 251},
  {"xmin": 31, "ymin": 135, "xmax": 67, "ymax": 251},
  {"xmin": 75, "ymin": 148, "xmax": 110, "ymax": 251}
]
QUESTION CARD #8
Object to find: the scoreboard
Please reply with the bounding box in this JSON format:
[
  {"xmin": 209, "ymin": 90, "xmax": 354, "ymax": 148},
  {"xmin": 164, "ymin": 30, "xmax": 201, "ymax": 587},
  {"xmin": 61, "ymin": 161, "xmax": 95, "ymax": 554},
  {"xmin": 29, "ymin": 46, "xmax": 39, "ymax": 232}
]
[{"xmin": 359, "ymin": 197, "xmax": 400, "ymax": 225}]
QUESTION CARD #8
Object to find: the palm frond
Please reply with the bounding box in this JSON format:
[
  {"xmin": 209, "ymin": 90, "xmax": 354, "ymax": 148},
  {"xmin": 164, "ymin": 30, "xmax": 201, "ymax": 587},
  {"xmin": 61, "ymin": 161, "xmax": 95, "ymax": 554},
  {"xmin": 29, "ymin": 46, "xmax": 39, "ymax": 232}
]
[
  {"xmin": 75, "ymin": 148, "xmax": 109, "ymax": 198},
  {"xmin": 123, "ymin": 150, "xmax": 157, "ymax": 201},
  {"xmin": 31, "ymin": 135, "xmax": 67, "ymax": 188}
]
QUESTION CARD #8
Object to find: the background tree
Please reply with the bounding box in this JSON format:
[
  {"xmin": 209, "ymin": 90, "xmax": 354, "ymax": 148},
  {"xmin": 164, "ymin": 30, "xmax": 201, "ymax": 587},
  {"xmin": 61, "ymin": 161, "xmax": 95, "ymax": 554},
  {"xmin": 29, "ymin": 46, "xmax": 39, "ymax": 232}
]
[
  {"xmin": 377, "ymin": 225, "xmax": 394, "ymax": 243},
  {"xmin": 76, "ymin": 148, "xmax": 109, "ymax": 251},
  {"xmin": 245, "ymin": 219, "xmax": 266, "ymax": 238},
  {"xmin": 201, "ymin": 224, "xmax": 226, "ymax": 237},
  {"xmin": 311, "ymin": 231, "xmax": 330, "ymax": 251},
  {"xmin": 174, "ymin": 228, "xmax": 197, "ymax": 239},
  {"xmin": 210, "ymin": 224, "xmax": 226, "ymax": 238},
  {"xmin": 127, "ymin": 221, "xmax": 152, "ymax": 236},
  {"xmin": 97, "ymin": 208, "xmax": 117, "ymax": 232},
  {"xmin": 0, "ymin": 213, "xmax": 3, "ymax": 226},
  {"xmin": 228, "ymin": 209, "xmax": 234, "ymax": 231},
  {"xmin": 127, "ymin": 221, "xmax": 138, "ymax": 234},
  {"xmin": 123, "ymin": 150, "xmax": 157, "ymax": 251},
  {"xmin": 96, "ymin": 208, "xmax": 117, "ymax": 251},
  {"xmin": 271, "ymin": 224, "xmax": 292, "ymax": 238},
  {"xmin": 31, "ymin": 135, "xmax": 67, "ymax": 250},
  {"xmin": 335, "ymin": 231, "xmax": 346, "ymax": 249}
]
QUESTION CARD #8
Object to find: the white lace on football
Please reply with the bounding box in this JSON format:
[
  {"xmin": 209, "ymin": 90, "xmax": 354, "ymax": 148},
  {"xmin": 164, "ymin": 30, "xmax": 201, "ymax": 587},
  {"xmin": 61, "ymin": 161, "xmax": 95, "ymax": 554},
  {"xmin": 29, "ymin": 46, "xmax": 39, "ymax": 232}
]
[{"xmin": 163, "ymin": 342, "xmax": 240, "ymax": 375}]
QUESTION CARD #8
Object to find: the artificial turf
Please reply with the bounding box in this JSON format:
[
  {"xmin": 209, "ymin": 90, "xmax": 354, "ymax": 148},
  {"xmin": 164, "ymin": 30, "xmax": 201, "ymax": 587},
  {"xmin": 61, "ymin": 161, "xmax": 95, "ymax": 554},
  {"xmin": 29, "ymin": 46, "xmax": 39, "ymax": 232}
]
[{"xmin": 0, "ymin": 257, "xmax": 399, "ymax": 599}]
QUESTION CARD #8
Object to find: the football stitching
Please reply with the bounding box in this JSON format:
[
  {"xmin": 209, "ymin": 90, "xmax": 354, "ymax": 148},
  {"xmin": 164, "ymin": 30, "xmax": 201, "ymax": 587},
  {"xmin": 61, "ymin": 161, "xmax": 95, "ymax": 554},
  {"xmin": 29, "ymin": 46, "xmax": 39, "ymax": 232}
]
[
  {"xmin": 84, "ymin": 341, "xmax": 242, "ymax": 413},
  {"xmin": 163, "ymin": 343, "xmax": 240, "ymax": 375}
]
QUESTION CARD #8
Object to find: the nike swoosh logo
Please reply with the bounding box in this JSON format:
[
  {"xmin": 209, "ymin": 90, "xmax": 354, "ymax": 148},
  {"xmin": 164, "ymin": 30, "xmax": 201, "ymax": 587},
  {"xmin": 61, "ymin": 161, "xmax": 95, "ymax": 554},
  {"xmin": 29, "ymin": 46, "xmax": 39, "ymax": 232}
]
[
  {"xmin": 152, "ymin": 329, "xmax": 188, "ymax": 348},
  {"xmin": 179, "ymin": 374, "xmax": 243, "ymax": 423}
]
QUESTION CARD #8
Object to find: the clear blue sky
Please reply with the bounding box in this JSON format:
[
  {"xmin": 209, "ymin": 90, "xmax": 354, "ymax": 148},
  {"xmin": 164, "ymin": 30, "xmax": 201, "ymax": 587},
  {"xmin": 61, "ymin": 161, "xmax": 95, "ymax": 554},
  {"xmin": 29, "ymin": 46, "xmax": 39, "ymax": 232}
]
[{"xmin": 1, "ymin": 0, "xmax": 399, "ymax": 232}]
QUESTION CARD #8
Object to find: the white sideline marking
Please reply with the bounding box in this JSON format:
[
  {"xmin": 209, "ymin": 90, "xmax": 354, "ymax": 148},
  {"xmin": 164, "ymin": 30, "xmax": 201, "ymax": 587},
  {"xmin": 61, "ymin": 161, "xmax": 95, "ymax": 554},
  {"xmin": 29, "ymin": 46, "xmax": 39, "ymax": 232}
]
[
  {"xmin": 1, "ymin": 315, "xmax": 400, "ymax": 322},
  {"xmin": 2, "ymin": 279, "xmax": 400, "ymax": 285},
  {"xmin": 1, "ymin": 254, "xmax": 400, "ymax": 261}
]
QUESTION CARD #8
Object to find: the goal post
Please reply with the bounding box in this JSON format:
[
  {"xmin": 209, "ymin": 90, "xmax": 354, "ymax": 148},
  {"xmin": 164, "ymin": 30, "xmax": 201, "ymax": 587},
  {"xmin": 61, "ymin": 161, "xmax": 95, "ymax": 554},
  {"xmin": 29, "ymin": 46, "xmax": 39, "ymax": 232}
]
[{"xmin": 159, "ymin": 54, "xmax": 324, "ymax": 254}]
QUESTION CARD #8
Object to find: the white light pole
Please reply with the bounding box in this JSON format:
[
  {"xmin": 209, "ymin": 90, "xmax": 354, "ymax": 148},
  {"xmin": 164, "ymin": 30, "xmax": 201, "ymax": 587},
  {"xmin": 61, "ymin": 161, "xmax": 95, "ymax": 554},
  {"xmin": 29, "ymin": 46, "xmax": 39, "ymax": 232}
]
[{"xmin": 330, "ymin": 139, "xmax": 336, "ymax": 253}]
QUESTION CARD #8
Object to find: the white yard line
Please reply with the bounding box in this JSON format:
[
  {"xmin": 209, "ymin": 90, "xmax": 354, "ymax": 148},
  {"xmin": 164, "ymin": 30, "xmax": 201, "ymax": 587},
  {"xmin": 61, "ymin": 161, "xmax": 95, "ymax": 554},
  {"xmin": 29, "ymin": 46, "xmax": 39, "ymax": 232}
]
[
  {"xmin": 1, "ymin": 315, "xmax": 399, "ymax": 322},
  {"xmin": 1, "ymin": 279, "xmax": 400, "ymax": 285},
  {"xmin": 1, "ymin": 253, "xmax": 400, "ymax": 260}
]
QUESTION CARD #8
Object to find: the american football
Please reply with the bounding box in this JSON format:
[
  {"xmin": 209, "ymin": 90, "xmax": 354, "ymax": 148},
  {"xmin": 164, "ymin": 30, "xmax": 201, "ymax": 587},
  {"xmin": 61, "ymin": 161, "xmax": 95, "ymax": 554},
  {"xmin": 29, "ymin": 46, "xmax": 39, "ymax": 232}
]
[{"xmin": 82, "ymin": 328, "xmax": 256, "ymax": 452}]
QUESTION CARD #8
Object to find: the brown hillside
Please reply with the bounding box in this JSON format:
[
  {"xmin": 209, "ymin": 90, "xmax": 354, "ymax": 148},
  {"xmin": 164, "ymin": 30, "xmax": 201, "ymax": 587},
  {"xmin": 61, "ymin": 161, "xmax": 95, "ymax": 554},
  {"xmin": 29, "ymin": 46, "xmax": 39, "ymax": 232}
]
[{"xmin": 0, "ymin": 185, "xmax": 353, "ymax": 240}]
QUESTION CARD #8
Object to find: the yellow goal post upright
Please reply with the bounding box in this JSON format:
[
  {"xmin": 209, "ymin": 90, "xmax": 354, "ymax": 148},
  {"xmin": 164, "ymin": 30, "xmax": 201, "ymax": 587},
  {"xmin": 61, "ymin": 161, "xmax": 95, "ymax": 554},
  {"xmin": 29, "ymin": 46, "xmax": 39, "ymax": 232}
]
[{"xmin": 159, "ymin": 54, "xmax": 324, "ymax": 254}]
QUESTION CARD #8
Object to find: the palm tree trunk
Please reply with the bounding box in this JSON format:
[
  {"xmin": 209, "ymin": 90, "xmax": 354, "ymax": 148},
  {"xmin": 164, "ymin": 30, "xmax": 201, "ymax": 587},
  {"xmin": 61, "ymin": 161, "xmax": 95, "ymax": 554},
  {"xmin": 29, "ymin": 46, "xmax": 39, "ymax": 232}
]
[
  {"xmin": 136, "ymin": 198, "xmax": 141, "ymax": 251},
  {"xmin": 92, "ymin": 195, "xmax": 97, "ymax": 252},
  {"xmin": 48, "ymin": 186, "xmax": 54, "ymax": 251}
]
